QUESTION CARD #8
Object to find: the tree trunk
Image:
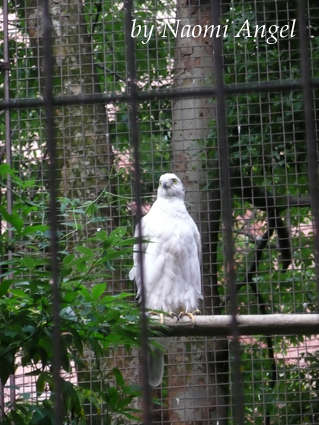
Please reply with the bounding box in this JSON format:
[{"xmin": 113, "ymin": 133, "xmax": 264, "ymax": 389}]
[
  {"xmin": 24, "ymin": 4, "xmax": 136, "ymax": 424},
  {"xmin": 167, "ymin": 0, "xmax": 229, "ymax": 423},
  {"xmin": 25, "ymin": 0, "xmax": 113, "ymax": 204}
]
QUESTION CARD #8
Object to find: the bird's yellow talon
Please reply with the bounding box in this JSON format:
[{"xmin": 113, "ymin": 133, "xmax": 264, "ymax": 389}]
[{"xmin": 178, "ymin": 309, "xmax": 200, "ymax": 324}]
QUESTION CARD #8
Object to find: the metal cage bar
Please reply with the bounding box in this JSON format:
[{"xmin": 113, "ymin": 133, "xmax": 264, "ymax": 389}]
[
  {"xmin": 0, "ymin": 0, "xmax": 318, "ymax": 424},
  {"xmin": 42, "ymin": 1, "xmax": 63, "ymax": 422},
  {"xmin": 124, "ymin": 0, "xmax": 153, "ymax": 422}
]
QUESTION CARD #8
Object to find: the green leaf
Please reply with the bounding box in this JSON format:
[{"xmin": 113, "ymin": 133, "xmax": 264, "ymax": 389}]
[
  {"xmin": 91, "ymin": 283, "xmax": 106, "ymax": 301},
  {"xmin": 76, "ymin": 261, "xmax": 87, "ymax": 273},
  {"xmin": 31, "ymin": 408, "xmax": 45, "ymax": 424},
  {"xmin": 0, "ymin": 269, "xmax": 17, "ymax": 279},
  {"xmin": 63, "ymin": 254, "xmax": 75, "ymax": 266},
  {"xmin": 116, "ymin": 237, "xmax": 138, "ymax": 247},
  {"xmin": 22, "ymin": 224, "xmax": 50, "ymax": 236},
  {"xmin": 69, "ymin": 328, "xmax": 83, "ymax": 354},
  {"xmin": 112, "ymin": 367, "xmax": 125, "ymax": 386},
  {"xmin": 0, "ymin": 163, "xmax": 18, "ymax": 177},
  {"xmin": 96, "ymin": 230, "xmax": 108, "ymax": 241},
  {"xmin": 103, "ymin": 259, "xmax": 115, "ymax": 271},
  {"xmin": 79, "ymin": 286, "xmax": 91, "ymax": 301},
  {"xmin": 0, "ymin": 279, "xmax": 11, "ymax": 297},
  {"xmin": 10, "ymin": 410, "xmax": 26, "ymax": 425},
  {"xmin": 75, "ymin": 246, "xmax": 93, "ymax": 256},
  {"xmin": 62, "ymin": 288, "xmax": 78, "ymax": 303},
  {"xmin": 21, "ymin": 257, "xmax": 35, "ymax": 269},
  {"xmin": 86, "ymin": 203, "xmax": 98, "ymax": 216},
  {"xmin": 0, "ymin": 206, "xmax": 24, "ymax": 235},
  {"xmin": 10, "ymin": 289, "xmax": 32, "ymax": 299},
  {"xmin": 102, "ymin": 247, "xmax": 132, "ymax": 261},
  {"xmin": 61, "ymin": 267, "xmax": 72, "ymax": 278},
  {"xmin": 109, "ymin": 227, "xmax": 127, "ymax": 242},
  {"xmin": 0, "ymin": 259, "xmax": 19, "ymax": 267},
  {"xmin": 60, "ymin": 198, "xmax": 70, "ymax": 214},
  {"xmin": 36, "ymin": 372, "xmax": 47, "ymax": 394}
]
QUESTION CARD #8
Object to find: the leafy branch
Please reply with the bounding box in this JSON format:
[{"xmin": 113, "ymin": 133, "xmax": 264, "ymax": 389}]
[{"xmin": 0, "ymin": 166, "xmax": 142, "ymax": 425}]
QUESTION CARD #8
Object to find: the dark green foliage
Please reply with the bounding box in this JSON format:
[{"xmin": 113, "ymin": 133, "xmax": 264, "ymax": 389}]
[
  {"xmin": 82, "ymin": 0, "xmax": 173, "ymax": 212},
  {"xmin": 208, "ymin": 3, "xmax": 319, "ymax": 189},
  {"xmin": 2, "ymin": 0, "xmax": 319, "ymax": 423},
  {"xmin": 214, "ymin": 3, "xmax": 319, "ymax": 423},
  {"xmin": 0, "ymin": 165, "xmax": 141, "ymax": 424}
]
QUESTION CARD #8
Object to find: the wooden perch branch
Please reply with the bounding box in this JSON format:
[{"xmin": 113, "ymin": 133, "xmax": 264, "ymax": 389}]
[{"xmin": 149, "ymin": 314, "xmax": 319, "ymax": 337}]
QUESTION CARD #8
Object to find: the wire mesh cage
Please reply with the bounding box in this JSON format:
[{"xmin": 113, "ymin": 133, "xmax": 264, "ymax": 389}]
[{"xmin": 0, "ymin": 0, "xmax": 319, "ymax": 424}]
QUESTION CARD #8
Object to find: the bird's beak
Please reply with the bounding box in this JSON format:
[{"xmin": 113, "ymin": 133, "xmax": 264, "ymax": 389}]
[{"xmin": 163, "ymin": 182, "xmax": 169, "ymax": 189}]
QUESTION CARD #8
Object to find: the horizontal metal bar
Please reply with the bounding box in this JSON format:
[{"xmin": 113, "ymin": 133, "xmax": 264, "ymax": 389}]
[
  {"xmin": 1, "ymin": 78, "xmax": 319, "ymax": 110},
  {"xmin": 149, "ymin": 314, "xmax": 319, "ymax": 337}
]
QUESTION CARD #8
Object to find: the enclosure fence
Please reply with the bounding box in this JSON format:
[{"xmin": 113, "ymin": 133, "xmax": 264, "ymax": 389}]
[{"xmin": 1, "ymin": 0, "xmax": 319, "ymax": 424}]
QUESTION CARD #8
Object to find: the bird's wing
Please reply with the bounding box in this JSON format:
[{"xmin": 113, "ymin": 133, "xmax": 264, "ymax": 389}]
[
  {"xmin": 128, "ymin": 210, "xmax": 154, "ymax": 287},
  {"xmin": 129, "ymin": 201, "xmax": 178, "ymax": 307},
  {"xmin": 194, "ymin": 223, "xmax": 202, "ymax": 262}
]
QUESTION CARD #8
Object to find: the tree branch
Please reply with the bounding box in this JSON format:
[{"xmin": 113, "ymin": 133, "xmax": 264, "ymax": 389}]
[
  {"xmin": 231, "ymin": 174, "xmax": 293, "ymax": 270},
  {"xmin": 231, "ymin": 175, "xmax": 312, "ymax": 211},
  {"xmin": 149, "ymin": 314, "xmax": 319, "ymax": 337}
]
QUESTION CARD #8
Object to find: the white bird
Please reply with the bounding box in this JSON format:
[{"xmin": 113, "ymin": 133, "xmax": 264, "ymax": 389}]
[{"xmin": 129, "ymin": 173, "xmax": 203, "ymax": 387}]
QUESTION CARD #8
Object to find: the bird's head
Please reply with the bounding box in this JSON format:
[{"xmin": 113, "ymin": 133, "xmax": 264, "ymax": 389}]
[{"xmin": 157, "ymin": 173, "xmax": 185, "ymax": 200}]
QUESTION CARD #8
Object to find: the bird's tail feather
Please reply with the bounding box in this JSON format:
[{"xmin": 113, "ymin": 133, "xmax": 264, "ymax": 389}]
[{"xmin": 148, "ymin": 337, "xmax": 170, "ymax": 387}]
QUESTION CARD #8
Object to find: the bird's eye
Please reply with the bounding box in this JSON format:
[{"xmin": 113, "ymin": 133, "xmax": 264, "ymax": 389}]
[
  {"xmin": 172, "ymin": 179, "xmax": 177, "ymax": 184},
  {"xmin": 159, "ymin": 181, "xmax": 162, "ymax": 186}
]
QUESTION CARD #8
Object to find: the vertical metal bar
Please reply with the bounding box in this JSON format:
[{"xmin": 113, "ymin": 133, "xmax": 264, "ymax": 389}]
[
  {"xmin": 3, "ymin": 0, "xmax": 15, "ymax": 411},
  {"xmin": 211, "ymin": 1, "xmax": 244, "ymax": 424},
  {"xmin": 124, "ymin": 1, "xmax": 152, "ymax": 423},
  {"xmin": 42, "ymin": 2, "xmax": 63, "ymax": 423},
  {"xmin": 297, "ymin": 0, "xmax": 319, "ymax": 310}
]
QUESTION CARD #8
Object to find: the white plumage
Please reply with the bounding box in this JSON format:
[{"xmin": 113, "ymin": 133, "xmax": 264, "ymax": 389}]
[{"xmin": 129, "ymin": 173, "xmax": 203, "ymax": 387}]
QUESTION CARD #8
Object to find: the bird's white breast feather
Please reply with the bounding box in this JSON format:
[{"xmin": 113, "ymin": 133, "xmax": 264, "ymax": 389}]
[{"xmin": 130, "ymin": 196, "xmax": 202, "ymax": 314}]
